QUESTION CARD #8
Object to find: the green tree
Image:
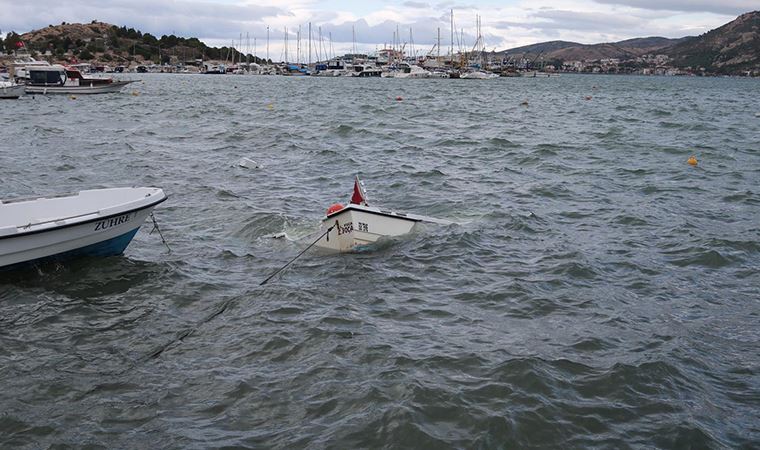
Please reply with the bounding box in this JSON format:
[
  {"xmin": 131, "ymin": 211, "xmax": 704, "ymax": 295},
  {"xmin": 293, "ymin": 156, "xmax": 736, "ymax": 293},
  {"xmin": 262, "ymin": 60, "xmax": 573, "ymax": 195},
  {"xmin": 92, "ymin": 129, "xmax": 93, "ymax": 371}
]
[
  {"xmin": 79, "ymin": 48, "xmax": 93, "ymax": 60},
  {"xmin": 4, "ymin": 31, "xmax": 21, "ymax": 54},
  {"xmin": 142, "ymin": 33, "xmax": 158, "ymax": 45}
]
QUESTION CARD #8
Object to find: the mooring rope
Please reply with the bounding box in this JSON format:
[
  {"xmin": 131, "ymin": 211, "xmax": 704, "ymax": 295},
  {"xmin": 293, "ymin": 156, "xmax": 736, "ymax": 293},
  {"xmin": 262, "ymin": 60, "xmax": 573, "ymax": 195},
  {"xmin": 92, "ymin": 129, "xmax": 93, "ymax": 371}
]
[
  {"xmin": 149, "ymin": 213, "xmax": 171, "ymax": 253},
  {"xmin": 145, "ymin": 223, "xmax": 335, "ymax": 360},
  {"xmin": 259, "ymin": 223, "xmax": 335, "ymax": 285}
]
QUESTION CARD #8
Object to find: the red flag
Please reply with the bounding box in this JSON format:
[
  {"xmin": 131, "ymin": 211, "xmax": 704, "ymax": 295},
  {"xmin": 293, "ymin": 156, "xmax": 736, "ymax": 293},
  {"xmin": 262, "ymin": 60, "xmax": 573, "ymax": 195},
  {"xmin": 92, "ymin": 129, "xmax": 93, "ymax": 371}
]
[
  {"xmin": 350, "ymin": 176, "xmax": 368, "ymax": 205},
  {"xmin": 15, "ymin": 41, "xmax": 25, "ymax": 48}
]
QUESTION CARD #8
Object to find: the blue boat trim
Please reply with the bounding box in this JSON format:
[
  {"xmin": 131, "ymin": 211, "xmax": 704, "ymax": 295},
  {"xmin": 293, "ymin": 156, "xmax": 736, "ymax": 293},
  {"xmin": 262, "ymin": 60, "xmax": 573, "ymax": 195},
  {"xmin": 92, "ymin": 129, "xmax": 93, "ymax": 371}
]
[
  {"xmin": 1, "ymin": 227, "xmax": 141, "ymax": 272},
  {"xmin": 0, "ymin": 195, "xmax": 167, "ymax": 241}
]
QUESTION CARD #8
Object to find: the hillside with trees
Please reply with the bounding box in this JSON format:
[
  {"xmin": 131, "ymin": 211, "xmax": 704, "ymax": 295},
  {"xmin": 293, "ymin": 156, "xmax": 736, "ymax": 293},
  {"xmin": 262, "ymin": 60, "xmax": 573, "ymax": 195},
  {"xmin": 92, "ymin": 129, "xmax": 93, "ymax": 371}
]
[{"xmin": 2, "ymin": 21, "xmax": 267, "ymax": 66}]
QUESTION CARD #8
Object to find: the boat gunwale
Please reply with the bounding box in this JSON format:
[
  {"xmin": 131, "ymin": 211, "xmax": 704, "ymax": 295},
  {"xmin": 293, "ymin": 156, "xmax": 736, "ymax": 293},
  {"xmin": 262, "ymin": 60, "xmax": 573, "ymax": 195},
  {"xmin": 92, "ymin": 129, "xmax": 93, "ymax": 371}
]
[
  {"xmin": 0, "ymin": 194, "xmax": 167, "ymax": 241},
  {"xmin": 322, "ymin": 204, "xmax": 422, "ymax": 223}
]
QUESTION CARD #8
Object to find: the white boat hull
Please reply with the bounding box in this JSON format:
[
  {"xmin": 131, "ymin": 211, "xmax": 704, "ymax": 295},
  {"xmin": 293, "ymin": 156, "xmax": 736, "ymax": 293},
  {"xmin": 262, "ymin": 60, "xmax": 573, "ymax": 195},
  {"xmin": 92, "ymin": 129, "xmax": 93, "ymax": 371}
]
[
  {"xmin": 316, "ymin": 207, "xmax": 419, "ymax": 252},
  {"xmin": 24, "ymin": 80, "xmax": 135, "ymax": 95},
  {"xmin": 313, "ymin": 204, "xmax": 451, "ymax": 253},
  {"xmin": 0, "ymin": 188, "xmax": 166, "ymax": 269},
  {"xmin": 0, "ymin": 83, "xmax": 25, "ymax": 99}
]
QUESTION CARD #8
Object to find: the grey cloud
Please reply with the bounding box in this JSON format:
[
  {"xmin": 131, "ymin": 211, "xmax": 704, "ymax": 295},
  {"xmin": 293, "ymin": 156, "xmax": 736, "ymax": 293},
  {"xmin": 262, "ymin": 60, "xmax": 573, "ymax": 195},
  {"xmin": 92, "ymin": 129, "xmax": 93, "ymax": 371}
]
[
  {"xmin": 493, "ymin": 9, "xmax": 671, "ymax": 37},
  {"xmin": 0, "ymin": 0, "xmax": 286, "ymax": 40},
  {"xmin": 592, "ymin": 0, "xmax": 756, "ymax": 15},
  {"xmin": 403, "ymin": 1, "xmax": 430, "ymax": 8}
]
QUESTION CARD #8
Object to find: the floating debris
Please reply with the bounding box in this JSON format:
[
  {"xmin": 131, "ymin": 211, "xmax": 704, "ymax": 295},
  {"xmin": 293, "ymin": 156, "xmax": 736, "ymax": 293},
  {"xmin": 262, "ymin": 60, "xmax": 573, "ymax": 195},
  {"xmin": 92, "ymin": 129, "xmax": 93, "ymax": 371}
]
[
  {"xmin": 520, "ymin": 100, "xmax": 529, "ymax": 106},
  {"xmin": 238, "ymin": 157, "xmax": 262, "ymax": 169},
  {"xmin": 69, "ymin": 95, "xmax": 77, "ymax": 100},
  {"xmin": 395, "ymin": 96, "xmax": 403, "ymax": 101},
  {"xmin": 584, "ymin": 95, "xmax": 593, "ymax": 101},
  {"xmin": 131, "ymin": 91, "xmax": 140, "ymax": 96},
  {"xmin": 687, "ymin": 155, "xmax": 698, "ymax": 166}
]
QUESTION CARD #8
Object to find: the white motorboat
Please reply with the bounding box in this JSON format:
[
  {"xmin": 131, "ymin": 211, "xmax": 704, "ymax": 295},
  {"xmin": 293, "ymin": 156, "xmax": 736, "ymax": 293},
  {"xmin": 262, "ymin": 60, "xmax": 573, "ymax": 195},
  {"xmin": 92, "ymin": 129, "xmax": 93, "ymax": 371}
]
[
  {"xmin": 24, "ymin": 65, "xmax": 136, "ymax": 95},
  {"xmin": 383, "ymin": 63, "xmax": 432, "ymax": 79},
  {"xmin": 351, "ymin": 64, "xmax": 383, "ymax": 77},
  {"xmin": 460, "ymin": 70, "xmax": 499, "ymax": 79},
  {"xmin": 0, "ymin": 187, "xmax": 166, "ymax": 269},
  {"xmin": 314, "ymin": 177, "xmax": 452, "ymax": 252},
  {"xmin": 0, "ymin": 81, "xmax": 25, "ymax": 99},
  {"xmin": 11, "ymin": 52, "xmax": 52, "ymax": 81}
]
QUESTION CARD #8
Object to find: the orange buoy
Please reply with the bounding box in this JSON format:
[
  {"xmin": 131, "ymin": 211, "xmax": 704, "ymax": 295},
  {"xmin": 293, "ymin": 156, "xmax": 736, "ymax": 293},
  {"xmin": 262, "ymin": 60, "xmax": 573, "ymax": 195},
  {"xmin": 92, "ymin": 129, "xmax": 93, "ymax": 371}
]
[
  {"xmin": 326, "ymin": 203, "xmax": 344, "ymax": 215},
  {"xmin": 687, "ymin": 155, "xmax": 698, "ymax": 166},
  {"xmin": 395, "ymin": 96, "xmax": 403, "ymax": 101}
]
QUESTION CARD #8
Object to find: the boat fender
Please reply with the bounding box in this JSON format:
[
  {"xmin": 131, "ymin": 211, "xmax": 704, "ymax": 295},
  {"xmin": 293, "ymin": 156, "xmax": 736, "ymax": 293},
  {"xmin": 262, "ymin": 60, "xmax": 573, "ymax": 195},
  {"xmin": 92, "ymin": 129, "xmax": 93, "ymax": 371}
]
[{"xmin": 327, "ymin": 203, "xmax": 344, "ymax": 215}]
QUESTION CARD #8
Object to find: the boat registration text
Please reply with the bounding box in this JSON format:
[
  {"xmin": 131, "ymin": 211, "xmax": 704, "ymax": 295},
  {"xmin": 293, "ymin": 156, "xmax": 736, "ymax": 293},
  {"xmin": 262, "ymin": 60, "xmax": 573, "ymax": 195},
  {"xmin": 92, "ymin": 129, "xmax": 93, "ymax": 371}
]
[
  {"xmin": 94, "ymin": 213, "xmax": 134, "ymax": 231},
  {"xmin": 336, "ymin": 221, "xmax": 369, "ymax": 235}
]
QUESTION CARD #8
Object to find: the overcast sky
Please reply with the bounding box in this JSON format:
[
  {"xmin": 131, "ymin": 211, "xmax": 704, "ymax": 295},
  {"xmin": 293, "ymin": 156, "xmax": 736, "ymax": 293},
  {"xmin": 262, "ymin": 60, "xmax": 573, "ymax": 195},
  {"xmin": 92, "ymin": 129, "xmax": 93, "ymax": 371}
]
[{"xmin": 0, "ymin": 0, "xmax": 755, "ymax": 58}]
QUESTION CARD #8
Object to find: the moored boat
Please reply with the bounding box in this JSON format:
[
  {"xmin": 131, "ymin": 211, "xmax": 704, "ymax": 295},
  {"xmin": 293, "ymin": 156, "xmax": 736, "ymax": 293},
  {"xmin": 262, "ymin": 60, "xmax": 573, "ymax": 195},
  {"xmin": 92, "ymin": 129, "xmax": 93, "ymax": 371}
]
[
  {"xmin": 24, "ymin": 65, "xmax": 136, "ymax": 94},
  {"xmin": 314, "ymin": 177, "xmax": 452, "ymax": 252},
  {"xmin": 0, "ymin": 81, "xmax": 25, "ymax": 99},
  {"xmin": 0, "ymin": 187, "xmax": 166, "ymax": 269}
]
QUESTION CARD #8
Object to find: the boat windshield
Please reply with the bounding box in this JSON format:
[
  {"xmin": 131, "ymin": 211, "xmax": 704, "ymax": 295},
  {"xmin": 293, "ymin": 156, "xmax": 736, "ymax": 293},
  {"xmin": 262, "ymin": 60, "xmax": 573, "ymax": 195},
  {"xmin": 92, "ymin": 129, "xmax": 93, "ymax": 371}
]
[{"xmin": 29, "ymin": 70, "xmax": 62, "ymax": 85}]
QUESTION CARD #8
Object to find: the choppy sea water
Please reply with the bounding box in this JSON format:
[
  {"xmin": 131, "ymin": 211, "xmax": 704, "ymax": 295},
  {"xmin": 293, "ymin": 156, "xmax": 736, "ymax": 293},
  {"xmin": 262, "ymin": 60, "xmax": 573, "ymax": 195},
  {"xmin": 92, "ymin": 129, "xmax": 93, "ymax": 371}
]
[{"xmin": 1, "ymin": 73, "xmax": 759, "ymax": 448}]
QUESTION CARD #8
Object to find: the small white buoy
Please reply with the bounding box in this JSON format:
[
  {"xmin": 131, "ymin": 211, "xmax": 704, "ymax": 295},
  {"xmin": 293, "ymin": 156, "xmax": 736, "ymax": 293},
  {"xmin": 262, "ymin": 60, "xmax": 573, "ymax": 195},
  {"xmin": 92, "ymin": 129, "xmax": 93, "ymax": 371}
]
[{"xmin": 238, "ymin": 157, "xmax": 262, "ymax": 169}]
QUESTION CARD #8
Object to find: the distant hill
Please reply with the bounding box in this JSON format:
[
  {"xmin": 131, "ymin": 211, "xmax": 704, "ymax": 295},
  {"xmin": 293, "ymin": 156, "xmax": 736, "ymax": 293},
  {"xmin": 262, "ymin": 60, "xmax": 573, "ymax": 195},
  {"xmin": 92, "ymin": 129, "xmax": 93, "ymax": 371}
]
[
  {"xmin": 495, "ymin": 11, "xmax": 760, "ymax": 74},
  {"xmin": 501, "ymin": 40, "xmax": 581, "ymax": 56},
  {"xmin": 498, "ymin": 37, "xmax": 682, "ymax": 62},
  {"xmin": 665, "ymin": 10, "xmax": 760, "ymax": 73},
  {"xmin": 4, "ymin": 21, "xmax": 262, "ymax": 65}
]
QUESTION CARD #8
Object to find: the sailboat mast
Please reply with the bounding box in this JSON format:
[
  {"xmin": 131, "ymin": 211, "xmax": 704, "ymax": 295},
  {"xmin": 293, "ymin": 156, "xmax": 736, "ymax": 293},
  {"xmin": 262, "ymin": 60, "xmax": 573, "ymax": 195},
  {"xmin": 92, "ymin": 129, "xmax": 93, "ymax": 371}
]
[
  {"xmin": 437, "ymin": 27, "xmax": 440, "ymax": 61},
  {"xmin": 308, "ymin": 22, "xmax": 312, "ymax": 66},
  {"xmin": 266, "ymin": 26, "xmax": 269, "ymax": 63},
  {"xmin": 450, "ymin": 9, "xmax": 454, "ymax": 63},
  {"xmin": 284, "ymin": 27, "xmax": 288, "ymax": 63}
]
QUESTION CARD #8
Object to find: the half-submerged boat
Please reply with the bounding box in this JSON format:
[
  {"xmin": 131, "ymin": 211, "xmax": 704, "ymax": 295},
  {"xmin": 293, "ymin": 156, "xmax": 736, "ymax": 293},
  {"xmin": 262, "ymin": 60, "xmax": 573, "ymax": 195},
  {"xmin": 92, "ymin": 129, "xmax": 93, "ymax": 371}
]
[
  {"xmin": 315, "ymin": 177, "xmax": 452, "ymax": 252},
  {"xmin": 0, "ymin": 187, "xmax": 166, "ymax": 270},
  {"xmin": 24, "ymin": 65, "xmax": 136, "ymax": 95}
]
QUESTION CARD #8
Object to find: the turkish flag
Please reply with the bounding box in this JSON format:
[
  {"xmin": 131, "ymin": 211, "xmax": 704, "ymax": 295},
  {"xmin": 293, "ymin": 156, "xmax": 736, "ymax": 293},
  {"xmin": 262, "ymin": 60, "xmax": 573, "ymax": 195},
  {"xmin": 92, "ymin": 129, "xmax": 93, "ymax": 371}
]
[
  {"xmin": 15, "ymin": 41, "xmax": 24, "ymax": 48},
  {"xmin": 350, "ymin": 176, "xmax": 368, "ymax": 205}
]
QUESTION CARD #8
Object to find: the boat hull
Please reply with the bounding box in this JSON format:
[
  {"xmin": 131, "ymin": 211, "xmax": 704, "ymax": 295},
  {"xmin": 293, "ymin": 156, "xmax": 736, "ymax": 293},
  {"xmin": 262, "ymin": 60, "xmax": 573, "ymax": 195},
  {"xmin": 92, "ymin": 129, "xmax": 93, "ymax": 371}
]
[
  {"xmin": 0, "ymin": 84, "xmax": 25, "ymax": 99},
  {"xmin": 0, "ymin": 204, "xmax": 157, "ymax": 269},
  {"xmin": 315, "ymin": 207, "xmax": 420, "ymax": 252},
  {"xmin": 24, "ymin": 80, "xmax": 135, "ymax": 95}
]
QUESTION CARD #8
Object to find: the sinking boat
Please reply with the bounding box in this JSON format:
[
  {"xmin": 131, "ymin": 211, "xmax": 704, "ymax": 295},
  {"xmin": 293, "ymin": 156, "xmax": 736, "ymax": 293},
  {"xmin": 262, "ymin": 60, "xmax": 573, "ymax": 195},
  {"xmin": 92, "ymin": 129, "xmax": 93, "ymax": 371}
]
[
  {"xmin": 314, "ymin": 177, "xmax": 452, "ymax": 252},
  {"xmin": 0, "ymin": 187, "xmax": 166, "ymax": 270}
]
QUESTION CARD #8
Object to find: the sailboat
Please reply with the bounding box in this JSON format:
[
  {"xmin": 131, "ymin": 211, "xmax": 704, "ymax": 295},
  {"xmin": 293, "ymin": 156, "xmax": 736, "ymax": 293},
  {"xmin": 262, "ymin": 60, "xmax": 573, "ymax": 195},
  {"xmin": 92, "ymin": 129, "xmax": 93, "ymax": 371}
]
[{"xmin": 460, "ymin": 15, "xmax": 498, "ymax": 79}]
